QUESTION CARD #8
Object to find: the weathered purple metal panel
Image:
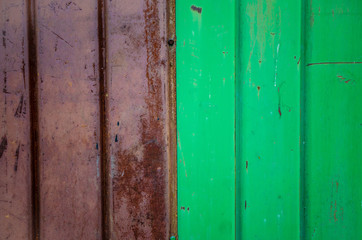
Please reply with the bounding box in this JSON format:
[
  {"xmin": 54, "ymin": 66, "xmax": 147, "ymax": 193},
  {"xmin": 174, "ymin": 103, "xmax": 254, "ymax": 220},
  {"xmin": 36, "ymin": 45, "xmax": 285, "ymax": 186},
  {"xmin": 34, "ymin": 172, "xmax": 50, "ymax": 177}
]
[
  {"xmin": 0, "ymin": 0, "xmax": 172, "ymax": 239},
  {"xmin": 107, "ymin": 0, "xmax": 169, "ymax": 239},
  {"xmin": 0, "ymin": 0, "xmax": 32, "ymax": 239},
  {"xmin": 36, "ymin": 0, "xmax": 102, "ymax": 239}
]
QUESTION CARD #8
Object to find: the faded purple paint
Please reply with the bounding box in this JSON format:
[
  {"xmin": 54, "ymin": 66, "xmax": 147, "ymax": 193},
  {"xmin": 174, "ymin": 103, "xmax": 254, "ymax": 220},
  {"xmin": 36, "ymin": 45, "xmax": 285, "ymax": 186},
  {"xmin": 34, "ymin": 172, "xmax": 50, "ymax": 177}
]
[
  {"xmin": 36, "ymin": 0, "xmax": 101, "ymax": 239},
  {"xmin": 0, "ymin": 0, "xmax": 32, "ymax": 239}
]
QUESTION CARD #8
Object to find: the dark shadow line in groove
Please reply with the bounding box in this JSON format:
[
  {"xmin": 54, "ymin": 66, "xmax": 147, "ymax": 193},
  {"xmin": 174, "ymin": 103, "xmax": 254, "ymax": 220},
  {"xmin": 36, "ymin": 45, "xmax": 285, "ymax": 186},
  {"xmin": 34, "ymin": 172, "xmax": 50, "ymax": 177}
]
[
  {"xmin": 300, "ymin": 0, "xmax": 307, "ymax": 238},
  {"xmin": 98, "ymin": 0, "xmax": 110, "ymax": 239},
  {"xmin": 306, "ymin": 61, "xmax": 362, "ymax": 66},
  {"xmin": 26, "ymin": 0, "xmax": 40, "ymax": 239}
]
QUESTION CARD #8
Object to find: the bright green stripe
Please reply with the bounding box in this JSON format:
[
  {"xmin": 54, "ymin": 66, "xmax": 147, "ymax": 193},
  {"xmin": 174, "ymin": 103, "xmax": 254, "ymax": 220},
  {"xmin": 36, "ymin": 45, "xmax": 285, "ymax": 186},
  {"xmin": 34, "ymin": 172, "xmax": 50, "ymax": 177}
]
[
  {"xmin": 304, "ymin": 1, "xmax": 362, "ymax": 239},
  {"xmin": 236, "ymin": 0, "xmax": 302, "ymax": 239},
  {"xmin": 176, "ymin": 1, "xmax": 236, "ymax": 239}
]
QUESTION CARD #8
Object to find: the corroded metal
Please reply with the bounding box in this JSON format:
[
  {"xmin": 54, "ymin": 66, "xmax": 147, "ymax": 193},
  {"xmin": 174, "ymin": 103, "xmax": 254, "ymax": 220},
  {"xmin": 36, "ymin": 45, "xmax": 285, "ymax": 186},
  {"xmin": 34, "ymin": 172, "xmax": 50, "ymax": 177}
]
[
  {"xmin": 1, "ymin": 0, "xmax": 171, "ymax": 239},
  {"xmin": 107, "ymin": 0, "xmax": 169, "ymax": 239}
]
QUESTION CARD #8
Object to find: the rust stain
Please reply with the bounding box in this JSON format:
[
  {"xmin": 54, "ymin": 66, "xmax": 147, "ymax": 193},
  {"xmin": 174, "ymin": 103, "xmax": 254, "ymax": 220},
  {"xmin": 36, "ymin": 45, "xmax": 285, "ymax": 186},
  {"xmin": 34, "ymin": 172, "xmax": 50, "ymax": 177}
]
[
  {"xmin": 191, "ymin": 5, "xmax": 202, "ymax": 14},
  {"xmin": 337, "ymin": 75, "xmax": 354, "ymax": 84},
  {"xmin": 112, "ymin": 0, "xmax": 167, "ymax": 239}
]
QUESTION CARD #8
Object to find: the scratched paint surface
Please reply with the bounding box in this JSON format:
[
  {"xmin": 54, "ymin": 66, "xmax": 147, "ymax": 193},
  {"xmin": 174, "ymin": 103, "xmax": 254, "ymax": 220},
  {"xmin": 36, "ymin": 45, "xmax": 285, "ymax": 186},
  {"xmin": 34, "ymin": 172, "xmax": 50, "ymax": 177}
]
[
  {"xmin": 0, "ymin": 0, "xmax": 32, "ymax": 239},
  {"xmin": 177, "ymin": 1, "xmax": 236, "ymax": 239},
  {"xmin": 303, "ymin": 0, "xmax": 362, "ymax": 239},
  {"xmin": 236, "ymin": 0, "xmax": 301, "ymax": 239}
]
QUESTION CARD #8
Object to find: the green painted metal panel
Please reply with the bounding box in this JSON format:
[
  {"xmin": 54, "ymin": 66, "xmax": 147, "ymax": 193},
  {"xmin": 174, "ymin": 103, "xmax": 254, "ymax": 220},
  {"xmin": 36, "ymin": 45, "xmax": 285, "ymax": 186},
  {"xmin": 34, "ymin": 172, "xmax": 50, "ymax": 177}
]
[
  {"xmin": 303, "ymin": 0, "xmax": 362, "ymax": 239},
  {"xmin": 176, "ymin": 0, "xmax": 236, "ymax": 239},
  {"xmin": 177, "ymin": 0, "xmax": 362, "ymax": 239},
  {"xmin": 236, "ymin": 0, "xmax": 302, "ymax": 239}
]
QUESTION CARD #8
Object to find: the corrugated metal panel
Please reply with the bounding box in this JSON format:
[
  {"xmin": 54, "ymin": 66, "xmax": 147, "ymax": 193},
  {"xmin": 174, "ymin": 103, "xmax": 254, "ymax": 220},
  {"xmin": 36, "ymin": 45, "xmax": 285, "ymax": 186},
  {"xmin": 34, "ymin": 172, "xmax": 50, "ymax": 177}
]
[
  {"xmin": 0, "ymin": 0, "xmax": 174, "ymax": 239},
  {"xmin": 177, "ymin": 0, "xmax": 362, "ymax": 239},
  {"xmin": 1, "ymin": 0, "xmax": 361, "ymax": 239}
]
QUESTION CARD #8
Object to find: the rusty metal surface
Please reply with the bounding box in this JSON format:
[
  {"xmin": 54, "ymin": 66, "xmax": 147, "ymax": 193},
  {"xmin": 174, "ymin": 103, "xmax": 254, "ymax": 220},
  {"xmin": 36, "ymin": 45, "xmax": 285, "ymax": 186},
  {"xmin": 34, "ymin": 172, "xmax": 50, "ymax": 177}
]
[
  {"xmin": 0, "ymin": 0, "xmax": 32, "ymax": 239},
  {"xmin": 1, "ymin": 0, "xmax": 172, "ymax": 239},
  {"xmin": 107, "ymin": 0, "xmax": 169, "ymax": 239},
  {"xmin": 166, "ymin": 0, "xmax": 177, "ymax": 238}
]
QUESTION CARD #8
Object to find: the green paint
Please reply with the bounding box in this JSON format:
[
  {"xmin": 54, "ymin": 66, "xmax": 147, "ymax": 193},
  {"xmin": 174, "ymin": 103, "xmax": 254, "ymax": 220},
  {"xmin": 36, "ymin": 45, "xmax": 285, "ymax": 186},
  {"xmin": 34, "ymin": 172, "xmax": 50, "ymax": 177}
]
[
  {"xmin": 303, "ymin": 0, "xmax": 362, "ymax": 239},
  {"xmin": 176, "ymin": 0, "xmax": 236, "ymax": 239},
  {"xmin": 177, "ymin": 0, "xmax": 362, "ymax": 239},
  {"xmin": 236, "ymin": 0, "xmax": 301, "ymax": 239}
]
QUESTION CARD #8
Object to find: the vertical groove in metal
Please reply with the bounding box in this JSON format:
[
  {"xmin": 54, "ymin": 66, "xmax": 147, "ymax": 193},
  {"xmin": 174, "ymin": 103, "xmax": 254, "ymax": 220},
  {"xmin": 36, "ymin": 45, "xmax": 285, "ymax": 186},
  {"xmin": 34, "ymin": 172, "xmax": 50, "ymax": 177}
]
[
  {"xmin": 26, "ymin": 0, "xmax": 40, "ymax": 239},
  {"xmin": 166, "ymin": 0, "xmax": 177, "ymax": 238},
  {"xmin": 235, "ymin": 0, "xmax": 241, "ymax": 239},
  {"xmin": 97, "ymin": 0, "xmax": 110, "ymax": 239},
  {"xmin": 300, "ymin": 0, "xmax": 307, "ymax": 239}
]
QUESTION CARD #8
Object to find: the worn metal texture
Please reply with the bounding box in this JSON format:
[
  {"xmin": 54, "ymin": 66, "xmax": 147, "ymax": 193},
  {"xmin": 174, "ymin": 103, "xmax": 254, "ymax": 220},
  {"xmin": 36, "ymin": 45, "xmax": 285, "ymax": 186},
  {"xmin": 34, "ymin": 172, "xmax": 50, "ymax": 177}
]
[
  {"xmin": 107, "ymin": 0, "xmax": 169, "ymax": 239},
  {"xmin": 0, "ymin": 0, "xmax": 32, "ymax": 239},
  {"xmin": 0, "ymin": 0, "xmax": 172, "ymax": 239},
  {"xmin": 36, "ymin": 0, "xmax": 102, "ymax": 239}
]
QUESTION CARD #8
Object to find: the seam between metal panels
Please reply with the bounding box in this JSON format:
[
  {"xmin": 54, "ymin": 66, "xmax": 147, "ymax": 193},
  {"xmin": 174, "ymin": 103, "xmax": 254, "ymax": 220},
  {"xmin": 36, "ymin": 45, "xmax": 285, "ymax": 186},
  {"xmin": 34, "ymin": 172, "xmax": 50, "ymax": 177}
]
[
  {"xmin": 300, "ymin": 0, "xmax": 307, "ymax": 239},
  {"xmin": 26, "ymin": 0, "xmax": 40, "ymax": 239},
  {"xmin": 167, "ymin": 0, "xmax": 177, "ymax": 238},
  {"xmin": 97, "ymin": 0, "xmax": 110, "ymax": 239}
]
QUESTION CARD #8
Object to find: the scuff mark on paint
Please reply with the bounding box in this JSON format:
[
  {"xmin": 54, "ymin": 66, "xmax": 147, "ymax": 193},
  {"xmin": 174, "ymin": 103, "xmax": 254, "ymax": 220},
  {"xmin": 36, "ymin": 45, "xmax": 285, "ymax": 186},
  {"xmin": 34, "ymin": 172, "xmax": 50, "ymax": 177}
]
[
  {"xmin": 278, "ymin": 87, "xmax": 282, "ymax": 117},
  {"xmin": 337, "ymin": 75, "xmax": 354, "ymax": 84},
  {"xmin": 274, "ymin": 43, "xmax": 280, "ymax": 87},
  {"xmin": 334, "ymin": 200, "xmax": 338, "ymax": 222},
  {"xmin": 14, "ymin": 94, "xmax": 25, "ymax": 118},
  {"xmin": 0, "ymin": 135, "xmax": 8, "ymax": 158},
  {"xmin": 14, "ymin": 144, "xmax": 20, "ymax": 172},
  {"xmin": 257, "ymin": 86, "xmax": 260, "ymax": 97},
  {"xmin": 191, "ymin": 5, "xmax": 202, "ymax": 14},
  {"xmin": 245, "ymin": 200, "xmax": 247, "ymax": 210},
  {"xmin": 246, "ymin": 160, "xmax": 248, "ymax": 172}
]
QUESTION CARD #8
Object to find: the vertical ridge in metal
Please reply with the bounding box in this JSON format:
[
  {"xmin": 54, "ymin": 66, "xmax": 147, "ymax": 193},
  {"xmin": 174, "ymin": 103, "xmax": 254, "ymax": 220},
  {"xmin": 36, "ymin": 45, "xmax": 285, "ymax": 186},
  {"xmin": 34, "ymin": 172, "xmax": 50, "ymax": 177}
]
[{"xmin": 26, "ymin": 0, "xmax": 40, "ymax": 239}]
